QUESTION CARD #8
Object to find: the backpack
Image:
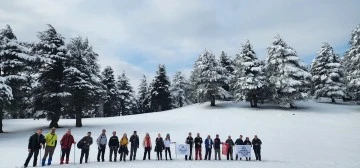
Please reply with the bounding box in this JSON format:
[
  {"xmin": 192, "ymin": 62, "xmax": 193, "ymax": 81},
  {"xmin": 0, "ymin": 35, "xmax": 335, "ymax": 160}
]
[{"xmin": 77, "ymin": 140, "xmax": 84, "ymax": 149}]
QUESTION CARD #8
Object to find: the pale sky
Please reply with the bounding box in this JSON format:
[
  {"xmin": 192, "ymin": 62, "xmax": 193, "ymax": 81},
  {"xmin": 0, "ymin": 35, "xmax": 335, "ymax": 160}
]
[{"xmin": 1, "ymin": 0, "xmax": 359, "ymax": 88}]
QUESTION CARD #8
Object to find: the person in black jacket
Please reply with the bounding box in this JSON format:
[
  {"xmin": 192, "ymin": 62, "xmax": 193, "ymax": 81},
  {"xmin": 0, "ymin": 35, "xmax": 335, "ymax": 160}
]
[
  {"xmin": 80, "ymin": 132, "xmax": 93, "ymax": 164},
  {"xmin": 155, "ymin": 133, "xmax": 164, "ymax": 160},
  {"xmin": 213, "ymin": 134, "xmax": 222, "ymax": 160},
  {"xmin": 225, "ymin": 135, "xmax": 235, "ymax": 160},
  {"xmin": 129, "ymin": 131, "xmax": 139, "ymax": 161},
  {"xmin": 108, "ymin": 131, "xmax": 119, "ymax": 162},
  {"xmin": 24, "ymin": 129, "xmax": 45, "ymax": 168},
  {"xmin": 244, "ymin": 137, "xmax": 252, "ymax": 161},
  {"xmin": 185, "ymin": 132, "xmax": 194, "ymax": 161},
  {"xmin": 252, "ymin": 135, "xmax": 262, "ymax": 161},
  {"xmin": 194, "ymin": 133, "xmax": 203, "ymax": 160},
  {"xmin": 235, "ymin": 135, "xmax": 244, "ymax": 160}
]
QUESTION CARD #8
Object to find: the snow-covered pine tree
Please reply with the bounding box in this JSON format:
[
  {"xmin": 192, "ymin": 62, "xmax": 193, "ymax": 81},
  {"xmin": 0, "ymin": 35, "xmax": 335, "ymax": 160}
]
[
  {"xmin": 63, "ymin": 37, "xmax": 102, "ymax": 127},
  {"xmin": 138, "ymin": 75, "xmax": 150, "ymax": 113},
  {"xmin": 33, "ymin": 24, "xmax": 68, "ymax": 128},
  {"xmin": 150, "ymin": 64, "xmax": 172, "ymax": 111},
  {"xmin": 117, "ymin": 72, "xmax": 137, "ymax": 115},
  {"xmin": 101, "ymin": 66, "xmax": 119, "ymax": 117},
  {"xmin": 233, "ymin": 40, "xmax": 266, "ymax": 107},
  {"xmin": 170, "ymin": 71, "xmax": 190, "ymax": 108},
  {"xmin": 266, "ymin": 35, "xmax": 311, "ymax": 108},
  {"xmin": 192, "ymin": 49, "xmax": 229, "ymax": 106},
  {"xmin": 219, "ymin": 51, "xmax": 235, "ymax": 94},
  {"xmin": 344, "ymin": 24, "xmax": 360, "ymax": 103},
  {"xmin": 311, "ymin": 43, "xmax": 347, "ymax": 103},
  {"xmin": 0, "ymin": 25, "xmax": 32, "ymax": 132},
  {"xmin": 0, "ymin": 77, "xmax": 12, "ymax": 133}
]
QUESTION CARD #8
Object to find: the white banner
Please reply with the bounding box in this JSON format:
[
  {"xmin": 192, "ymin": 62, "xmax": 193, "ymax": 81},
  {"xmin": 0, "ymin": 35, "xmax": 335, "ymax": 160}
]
[
  {"xmin": 235, "ymin": 145, "xmax": 251, "ymax": 158},
  {"xmin": 175, "ymin": 144, "xmax": 190, "ymax": 155}
]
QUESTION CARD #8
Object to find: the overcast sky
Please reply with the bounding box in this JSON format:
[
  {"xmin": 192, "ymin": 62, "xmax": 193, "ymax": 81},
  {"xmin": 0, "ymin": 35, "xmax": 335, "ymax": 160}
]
[{"xmin": 1, "ymin": 0, "xmax": 359, "ymax": 88}]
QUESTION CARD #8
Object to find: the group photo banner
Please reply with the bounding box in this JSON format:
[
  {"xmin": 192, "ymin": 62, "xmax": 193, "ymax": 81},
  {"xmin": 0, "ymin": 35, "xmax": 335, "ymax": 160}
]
[
  {"xmin": 175, "ymin": 144, "xmax": 190, "ymax": 155},
  {"xmin": 235, "ymin": 145, "xmax": 251, "ymax": 158}
]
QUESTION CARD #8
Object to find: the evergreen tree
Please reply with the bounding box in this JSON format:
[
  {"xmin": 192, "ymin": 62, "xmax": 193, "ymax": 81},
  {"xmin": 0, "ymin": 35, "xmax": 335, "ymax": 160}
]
[
  {"xmin": 344, "ymin": 24, "xmax": 360, "ymax": 103},
  {"xmin": 266, "ymin": 35, "xmax": 311, "ymax": 108},
  {"xmin": 63, "ymin": 37, "xmax": 102, "ymax": 127},
  {"xmin": 117, "ymin": 72, "xmax": 137, "ymax": 115},
  {"xmin": 170, "ymin": 71, "xmax": 190, "ymax": 108},
  {"xmin": 138, "ymin": 75, "xmax": 150, "ymax": 113},
  {"xmin": 311, "ymin": 43, "xmax": 346, "ymax": 103},
  {"xmin": 101, "ymin": 66, "xmax": 119, "ymax": 117},
  {"xmin": 233, "ymin": 40, "xmax": 266, "ymax": 107},
  {"xmin": 33, "ymin": 25, "xmax": 67, "ymax": 128},
  {"xmin": 192, "ymin": 49, "xmax": 229, "ymax": 106},
  {"xmin": 0, "ymin": 77, "xmax": 12, "ymax": 133},
  {"xmin": 150, "ymin": 65, "xmax": 172, "ymax": 111},
  {"xmin": 219, "ymin": 51, "xmax": 235, "ymax": 93},
  {"xmin": 0, "ymin": 25, "xmax": 31, "ymax": 132}
]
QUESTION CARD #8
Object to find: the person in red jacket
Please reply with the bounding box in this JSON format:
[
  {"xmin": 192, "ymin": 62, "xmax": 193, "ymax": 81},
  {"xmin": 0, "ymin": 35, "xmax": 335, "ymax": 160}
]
[{"xmin": 60, "ymin": 129, "xmax": 76, "ymax": 164}]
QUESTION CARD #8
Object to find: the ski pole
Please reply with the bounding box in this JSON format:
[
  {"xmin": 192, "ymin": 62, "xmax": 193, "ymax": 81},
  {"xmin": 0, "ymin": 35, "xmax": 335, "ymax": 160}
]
[{"xmin": 74, "ymin": 144, "xmax": 76, "ymax": 165}]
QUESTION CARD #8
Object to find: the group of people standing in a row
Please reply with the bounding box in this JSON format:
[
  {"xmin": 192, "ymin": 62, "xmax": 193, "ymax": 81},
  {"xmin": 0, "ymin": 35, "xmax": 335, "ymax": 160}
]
[{"xmin": 23, "ymin": 128, "xmax": 262, "ymax": 168}]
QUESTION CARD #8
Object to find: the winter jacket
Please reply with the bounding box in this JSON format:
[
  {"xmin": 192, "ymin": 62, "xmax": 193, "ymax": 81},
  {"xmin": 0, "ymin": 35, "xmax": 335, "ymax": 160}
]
[
  {"xmin": 164, "ymin": 139, "xmax": 172, "ymax": 148},
  {"xmin": 129, "ymin": 135, "xmax": 140, "ymax": 148},
  {"xmin": 120, "ymin": 137, "xmax": 128, "ymax": 146},
  {"xmin": 108, "ymin": 135, "xmax": 119, "ymax": 148},
  {"xmin": 143, "ymin": 137, "xmax": 152, "ymax": 148},
  {"xmin": 28, "ymin": 133, "xmax": 45, "ymax": 150},
  {"xmin": 244, "ymin": 140, "xmax": 252, "ymax": 145},
  {"xmin": 194, "ymin": 137, "xmax": 203, "ymax": 148},
  {"xmin": 225, "ymin": 139, "xmax": 235, "ymax": 147},
  {"xmin": 80, "ymin": 136, "xmax": 93, "ymax": 150},
  {"xmin": 155, "ymin": 137, "xmax": 164, "ymax": 151},
  {"xmin": 204, "ymin": 138, "xmax": 213, "ymax": 149},
  {"xmin": 252, "ymin": 138, "xmax": 262, "ymax": 149},
  {"xmin": 45, "ymin": 132, "xmax": 57, "ymax": 147},
  {"xmin": 235, "ymin": 138, "xmax": 244, "ymax": 145},
  {"xmin": 97, "ymin": 134, "xmax": 107, "ymax": 146},
  {"xmin": 214, "ymin": 138, "xmax": 221, "ymax": 149},
  {"xmin": 60, "ymin": 133, "xmax": 75, "ymax": 149},
  {"xmin": 185, "ymin": 136, "xmax": 194, "ymax": 147}
]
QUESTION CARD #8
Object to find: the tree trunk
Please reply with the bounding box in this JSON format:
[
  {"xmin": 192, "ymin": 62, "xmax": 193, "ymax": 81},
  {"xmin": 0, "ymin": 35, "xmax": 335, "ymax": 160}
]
[
  {"xmin": 49, "ymin": 118, "xmax": 59, "ymax": 128},
  {"xmin": 75, "ymin": 105, "xmax": 82, "ymax": 127},
  {"xmin": 179, "ymin": 97, "xmax": 183, "ymax": 107},
  {"xmin": 210, "ymin": 95, "xmax": 216, "ymax": 106},
  {"xmin": 331, "ymin": 97, "xmax": 336, "ymax": 103},
  {"xmin": 49, "ymin": 101, "xmax": 61, "ymax": 128},
  {"xmin": 249, "ymin": 99, "xmax": 254, "ymax": 107},
  {"xmin": 0, "ymin": 108, "xmax": 3, "ymax": 133},
  {"xmin": 253, "ymin": 94, "xmax": 258, "ymax": 107},
  {"xmin": 290, "ymin": 103, "xmax": 295, "ymax": 108}
]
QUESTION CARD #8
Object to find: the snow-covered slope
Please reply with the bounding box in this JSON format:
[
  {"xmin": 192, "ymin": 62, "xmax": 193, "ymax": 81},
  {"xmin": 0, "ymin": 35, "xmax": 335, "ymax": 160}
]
[{"xmin": 1, "ymin": 101, "xmax": 359, "ymax": 168}]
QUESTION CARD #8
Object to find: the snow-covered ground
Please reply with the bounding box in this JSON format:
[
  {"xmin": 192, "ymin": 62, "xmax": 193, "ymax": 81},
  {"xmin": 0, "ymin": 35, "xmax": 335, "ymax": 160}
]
[{"xmin": 1, "ymin": 101, "xmax": 359, "ymax": 168}]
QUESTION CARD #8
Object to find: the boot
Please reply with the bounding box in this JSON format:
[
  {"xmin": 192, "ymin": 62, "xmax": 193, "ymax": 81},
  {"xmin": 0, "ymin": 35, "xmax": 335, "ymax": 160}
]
[
  {"xmin": 47, "ymin": 158, "xmax": 52, "ymax": 165},
  {"xmin": 60, "ymin": 158, "xmax": 64, "ymax": 164},
  {"xmin": 65, "ymin": 158, "xmax": 69, "ymax": 164},
  {"xmin": 42, "ymin": 159, "xmax": 46, "ymax": 166}
]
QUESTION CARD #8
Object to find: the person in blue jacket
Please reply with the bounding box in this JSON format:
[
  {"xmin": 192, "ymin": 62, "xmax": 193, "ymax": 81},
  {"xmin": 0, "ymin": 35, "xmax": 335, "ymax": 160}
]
[{"xmin": 204, "ymin": 135, "xmax": 213, "ymax": 160}]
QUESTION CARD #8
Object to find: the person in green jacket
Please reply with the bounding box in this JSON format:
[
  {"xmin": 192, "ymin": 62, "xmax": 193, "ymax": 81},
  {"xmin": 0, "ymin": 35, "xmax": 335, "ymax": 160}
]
[{"xmin": 42, "ymin": 127, "xmax": 57, "ymax": 166}]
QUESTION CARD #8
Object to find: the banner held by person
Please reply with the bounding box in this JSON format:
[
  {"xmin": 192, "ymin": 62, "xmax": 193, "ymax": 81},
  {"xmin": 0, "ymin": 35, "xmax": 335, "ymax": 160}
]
[
  {"xmin": 175, "ymin": 144, "xmax": 190, "ymax": 155},
  {"xmin": 235, "ymin": 145, "xmax": 251, "ymax": 158},
  {"xmin": 222, "ymin": 143, "xmax": 229, "ymax": 155}
]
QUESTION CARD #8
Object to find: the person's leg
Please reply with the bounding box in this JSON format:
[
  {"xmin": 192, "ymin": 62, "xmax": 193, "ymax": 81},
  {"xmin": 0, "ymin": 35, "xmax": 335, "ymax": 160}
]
[
  {"xmin": 119, "ymin": 152, "xmax": 123, "ymax": 162},
  {"xmin": 199, "ymin": 148, "xmax": 202, "ymax": 160},
  {"xmin": 169, "ymin": 148, "xmax": 172, "ymax": 160},
  {"xmin": 101, "ymin": 146, "xmax": 105, "ymax": 162},
  {"xmin": 80, "ymin": 149, "xmax": 85, "ymax": 164},
  {"xmin": 143, "ymin": 148, "xmax": 146, "ymax": 160},
  {"xmin": 195, "ymin": 148, "xmax": 199, "ymax": 160},
  {"xmin": 204, "ymin": 148, "xmax": 208, "ymax": 160},
  {"xmin": 114, "ymin": 147, "xmax": 118, "ymax": 161},
  {"xmin": 189, "ymin": 147, "xmax": 192, "ymax": 160},
  {"xmin": 109, "ymin": 147, "xmax": 113, "ymax": 161},
  {"xmin": 60, "ymin": 149, "xmax": 66, "ymax": 164},
  {"xmin": 253, "ymin": 148, "xmax": 258, "ymax": 160},
  {"xmin": 209, "ymin": 149, "xmax": 212, "ymax": 160},
  {"xmin": 65, "ymin": 149, "xmax": 70, "ymax": 164},
  {"xmin": 32, "ymin": 149, "xmax": 39, "ymax": 167},
  {"xmin": 122, "ymin": 152, "xmax": 126, "ymax": 161},
  {"xmin": 157, "ymin": 151, "xmax": 159, "ymax": 160},
  {"xmin": 97, "ymin": 147, "xmax": 101, "ymax": 162},
  {"xmin": 24, "ymin": 150, "xmax": 34, "ymax": 167},
  {"xmin": 147, "ymin": 148, "xmax": 151, "ymax": 160},
  {"xmin": 160, "ymin": 151, "xmax": 163, "ymax": 160},
  {"xmin": 230, "ymin": 148, "xmax": 233, "ymax": 160},
  {"xmin": 165, "ymin": 147, "xmax": 168, "ymax": 160},
  {"xmin": 185, "ymin": 155, "xmax": 188, "ymax": 160},
  {"xmin": 48, "ymin": 147, "xmax": 55, "ymax": 165},
  {"xmin": 85, "ymin": 149, "xmax": 89, "ymax": 163},
  {"xmin": 258, "ymin": 148, "xmax": 261, "ymax": 161},
  {"xmin": 133, "ymin": 147, "xmax": 137, "ymax": 160},
  {"xmin": 130, "ymin": 146, "xmax": 134, "ymax": 161},
  {"xmin": 42, "ymin": 146, "xmax": 49, "ymax": 165},
  {"xmin": 214, "ymin": 149, "xmax": 217, "ymax": 160}
]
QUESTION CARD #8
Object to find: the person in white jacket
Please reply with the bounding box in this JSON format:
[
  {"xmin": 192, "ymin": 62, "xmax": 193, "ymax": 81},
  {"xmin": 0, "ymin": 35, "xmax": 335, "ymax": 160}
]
[
  {"xmin": 164, "ymin": 133, "xmax": 175, "ymax": 160},
  {"xmin": 96, "ymin": 129, "xmax": 107, "ymax": 162}
]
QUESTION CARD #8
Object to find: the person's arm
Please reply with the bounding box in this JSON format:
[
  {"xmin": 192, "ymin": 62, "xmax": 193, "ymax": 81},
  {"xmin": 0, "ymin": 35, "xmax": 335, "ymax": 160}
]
[
  {"xmin": 136, "ymin": 136, "xmax": 140, "ymax": 148},
  {"xmin": 90, "ymin": 137, "xmax": 93, "ymax": 145},
  {"xmin": 96, "ymin": 136, "xmax": 100, "ymax": 146},
  {"xmin": 259, "ymin": 139, "xmax": 262, "ymax": 145},
  {"xmin": 28, "ymin": 135, "xmax": 32, "ymax": 152},
  {"xmin": 71, "ymin": 135, "xmax": 76, "ymax": 144}
]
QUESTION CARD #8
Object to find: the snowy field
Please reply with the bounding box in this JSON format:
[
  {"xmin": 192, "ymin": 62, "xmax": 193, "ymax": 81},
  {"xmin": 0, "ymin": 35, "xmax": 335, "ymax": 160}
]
[{"xmin": 1, "ymin": 101, "xmax": 360, "ymax": 168}]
